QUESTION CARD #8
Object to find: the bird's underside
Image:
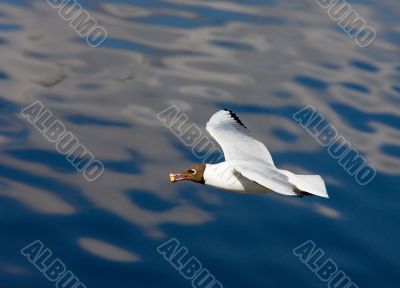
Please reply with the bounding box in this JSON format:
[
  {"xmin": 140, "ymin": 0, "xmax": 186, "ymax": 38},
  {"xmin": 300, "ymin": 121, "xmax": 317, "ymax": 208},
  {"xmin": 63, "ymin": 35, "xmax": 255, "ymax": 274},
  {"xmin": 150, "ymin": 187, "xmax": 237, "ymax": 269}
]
[{"xmin": 203, "ymin": 160, "xmax": 320, "ymax": 197}]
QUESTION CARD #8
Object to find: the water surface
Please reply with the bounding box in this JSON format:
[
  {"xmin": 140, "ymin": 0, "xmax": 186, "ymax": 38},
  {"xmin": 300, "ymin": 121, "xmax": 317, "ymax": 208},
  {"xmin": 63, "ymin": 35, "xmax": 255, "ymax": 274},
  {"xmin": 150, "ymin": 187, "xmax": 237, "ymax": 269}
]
[{"xmin": 0, "ymin": 0, "xmax": 399, "ymax": 287}]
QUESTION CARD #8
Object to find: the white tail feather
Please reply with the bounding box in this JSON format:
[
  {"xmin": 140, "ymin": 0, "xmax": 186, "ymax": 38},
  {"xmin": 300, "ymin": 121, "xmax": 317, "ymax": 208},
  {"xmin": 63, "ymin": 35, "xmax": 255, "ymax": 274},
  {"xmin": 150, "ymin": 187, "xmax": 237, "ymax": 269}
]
[
  {"xmin": 280, "ymin": 170, "xmax": 329, "ymax": 198},
  {"xmin": 294, "ymin": 175, "xmax": 328, "ymax": 198}
]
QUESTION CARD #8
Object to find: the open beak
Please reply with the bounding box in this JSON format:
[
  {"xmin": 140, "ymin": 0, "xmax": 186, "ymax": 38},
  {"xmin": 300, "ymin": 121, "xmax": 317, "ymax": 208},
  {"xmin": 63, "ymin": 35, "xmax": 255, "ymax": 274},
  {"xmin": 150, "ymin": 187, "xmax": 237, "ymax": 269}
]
[{"xmin": 169, "ymin": 173, "xmax": 188, "ymax": 183}]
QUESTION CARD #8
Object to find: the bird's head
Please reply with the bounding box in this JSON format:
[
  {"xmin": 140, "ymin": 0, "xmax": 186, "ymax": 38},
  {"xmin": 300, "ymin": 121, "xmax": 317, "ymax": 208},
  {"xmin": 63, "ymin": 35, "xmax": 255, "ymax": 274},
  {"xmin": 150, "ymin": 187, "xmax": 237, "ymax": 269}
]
[{"xmin": 169, "ymin": 164, "xmax": 206, "ymax": 184}]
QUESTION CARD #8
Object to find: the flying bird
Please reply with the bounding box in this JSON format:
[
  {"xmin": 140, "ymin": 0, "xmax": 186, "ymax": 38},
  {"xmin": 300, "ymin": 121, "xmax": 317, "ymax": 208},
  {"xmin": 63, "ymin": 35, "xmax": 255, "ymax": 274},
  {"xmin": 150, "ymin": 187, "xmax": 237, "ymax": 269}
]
[{"xmin": 169, "ymin": 109, "xmax": 328, "ymax": 198}]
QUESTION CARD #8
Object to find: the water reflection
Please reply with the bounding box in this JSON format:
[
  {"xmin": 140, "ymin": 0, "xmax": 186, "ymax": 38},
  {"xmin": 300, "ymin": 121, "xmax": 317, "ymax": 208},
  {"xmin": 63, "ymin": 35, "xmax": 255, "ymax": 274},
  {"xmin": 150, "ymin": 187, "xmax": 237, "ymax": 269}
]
[
  {"xmin": 78, "ymin": 237, "xmax": 140, "ymax": 262},
  {"xmin": 0, "ymin": 0, "xmax": 399, "ymax": 287}
]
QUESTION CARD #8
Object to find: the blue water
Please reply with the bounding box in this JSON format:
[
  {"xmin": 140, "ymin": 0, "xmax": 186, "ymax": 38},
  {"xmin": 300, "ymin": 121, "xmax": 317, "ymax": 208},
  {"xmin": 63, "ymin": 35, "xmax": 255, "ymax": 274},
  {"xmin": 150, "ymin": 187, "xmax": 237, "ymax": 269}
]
[{"xmin": 0, "ymin": 0, "xmax": 399, "ymax": 287}]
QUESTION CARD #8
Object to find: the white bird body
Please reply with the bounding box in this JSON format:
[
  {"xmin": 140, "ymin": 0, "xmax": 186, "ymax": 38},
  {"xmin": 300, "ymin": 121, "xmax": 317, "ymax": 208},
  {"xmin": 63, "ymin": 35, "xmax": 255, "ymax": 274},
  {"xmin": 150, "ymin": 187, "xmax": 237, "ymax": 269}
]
[
  {"xmin": 204, "ymin": 161, "xmax": 270, "ymax": 193},
  {"xmin": 170, "ymin": 109, "xmax": 329, "ymax": 198},
  {"xmin": 203, "ymin": 160, "xmax": 328, "ymax": 197}
]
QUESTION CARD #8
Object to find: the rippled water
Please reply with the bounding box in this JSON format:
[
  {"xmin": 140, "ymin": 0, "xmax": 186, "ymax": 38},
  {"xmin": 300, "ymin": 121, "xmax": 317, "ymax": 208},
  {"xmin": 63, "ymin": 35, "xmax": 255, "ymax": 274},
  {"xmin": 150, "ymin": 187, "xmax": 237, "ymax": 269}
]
[{"xmin": 0, "ymin": 0, "xmax": 399, "ymax": 287}]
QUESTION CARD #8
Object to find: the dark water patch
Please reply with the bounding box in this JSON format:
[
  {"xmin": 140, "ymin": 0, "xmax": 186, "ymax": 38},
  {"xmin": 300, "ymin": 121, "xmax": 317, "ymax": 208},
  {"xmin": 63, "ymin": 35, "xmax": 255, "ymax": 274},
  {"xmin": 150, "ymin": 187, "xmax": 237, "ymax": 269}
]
[
  {"xmin": 176, "ymin": 186, "xmax": 220, "ymax": 210},
  {"xmin": 273, "ymin": 90, "xmax": 292, "ymax": 99},
  {"xmin": 73, "ymin": 206, "xmax": 149, "ymax": 244},
  {"xmin": 66, "ymin": 114, "xmax": 132, "ymax": 128},
  {"xmin": 5, "ymin": 148, "xmax": 77, "ymax": 173},
  {"xmin": 106, "ymin": 0, "xmax": 282, "ymax": 28},
  {"xmin": 126, "ymin": 189, "xmax": 176, "ymax": 212},
  {"xmin": 170, "ymin": 138, "xmax": 224, "ymax": 164},
  {"xmin": 385, "ymin": 31, "xmax": 400, "ymax": 46},
  {"xmin": 0, "ymin": 38, "xmax": 6, "ymax": 45},
  {"xmin": 294, "ymin": 75, "xmax": 329, "ymax": 90},
  {"xmin": 136, "ymin": 6, "xmax": 285, "ymax": 28},
  {"xmin": 1, "ymin": 1, "xmax": 398, "ymax": 288},
  {"xmin": 272, "ymin": 128, "xmax": 298, "ymax": 142},
  {"xmin": 331, "ymin": 103, "xmax": 400, "ymax": 133},
  {"xmin": 392, "ymin": 85, "xmax": 400, "ymax": 94},
  {"xmin": 0, "ymin": 23, "xmax": 22, "ymax": 31},
  {"xmin": 273, "ymin": 149, "xmax": 353, "ymax": 184},
  {"xmin": 103, "ymin": 149, "xmax": 144, "ymax": 174},
  {"xmin": 62, "ymin": 208, "xmax": 162, "ymax": 275},
  {"xmin": 103, "ymin": 160, "xmax": 142, "ymax": 174},
  {"xmin": 0, "ymin": 163, "xmax": 88, "ymax": 208},
  {"xmin": 103, "ymin": 0, "xmax": 277, "ymax": 9},
  {"xmin": 340, "ymin": 82, "xmax": 370, "ymax": 93},
  {"xmin": 0, "ymin": 71, "xmax": 9, "ymax": 80},
  {"xmin": 0, "ymin": 97, "xmax": 18, "ymax": 113},
  {"xmin": 349, "ymin": 59, "xmax": 379, "ymax": 72},
  {"xmin": 0, "ymin": 197, "xmax": 162, "ymax": 288},
  {"xmin": 210, "ymin": 40, "xmax": 255, "ymax": 51},
  {"xmin": 381, "ymin": 145, "xmax": 400, "ymax": 159},
  {"xmin": 0, "ymin": 116, "xmax": 29, "ymax": 139},
  {"xmin": 41, "ymin": 93, "xmax": 67, "ymax": 103},
  {"xmin": 189, "ymin": 6, "xmax": 285, "ymax": 27},
  {"xmin": 0, "ymin": 199, "xmax": 63, "ymax": 287},
  {"xmin": 0, "ymin": 98, "xmax": 28, "ymax": 140}
]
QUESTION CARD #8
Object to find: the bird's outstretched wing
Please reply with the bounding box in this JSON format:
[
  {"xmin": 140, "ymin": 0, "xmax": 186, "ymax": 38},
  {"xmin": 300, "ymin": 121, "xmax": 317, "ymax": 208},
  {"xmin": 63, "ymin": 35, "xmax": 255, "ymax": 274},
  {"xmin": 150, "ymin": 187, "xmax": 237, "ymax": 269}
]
[
  {"xmin": 234, "ymin": 163, "xmax": 297, "ymax": 196},
  {"xmin": 206, "ymin": 109, "xmax": 274, "ymax": 164}
]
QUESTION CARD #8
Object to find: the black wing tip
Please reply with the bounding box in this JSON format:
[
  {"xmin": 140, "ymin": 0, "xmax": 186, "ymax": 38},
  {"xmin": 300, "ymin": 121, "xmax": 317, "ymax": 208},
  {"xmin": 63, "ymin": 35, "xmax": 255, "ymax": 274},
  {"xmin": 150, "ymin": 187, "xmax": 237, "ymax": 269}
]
[{"xmin": 222, "ymin": 108, "xmax": 248, "ymax": 129}]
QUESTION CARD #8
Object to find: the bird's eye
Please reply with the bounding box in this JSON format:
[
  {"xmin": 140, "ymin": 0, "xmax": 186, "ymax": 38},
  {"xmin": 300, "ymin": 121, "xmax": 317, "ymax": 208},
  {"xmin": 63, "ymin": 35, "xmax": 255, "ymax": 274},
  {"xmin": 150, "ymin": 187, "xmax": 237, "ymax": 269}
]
[{"xmin": 189, "ymin": 169, "xmax": 197, "ymax": 175}]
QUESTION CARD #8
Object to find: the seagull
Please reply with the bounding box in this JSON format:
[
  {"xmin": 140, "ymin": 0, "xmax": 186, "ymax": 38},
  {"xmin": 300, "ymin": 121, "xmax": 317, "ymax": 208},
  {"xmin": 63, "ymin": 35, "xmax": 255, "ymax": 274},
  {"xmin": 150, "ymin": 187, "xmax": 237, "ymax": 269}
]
[{"xmin": 169, "ymin": 109, "xmax": 329, "ymax": 198}]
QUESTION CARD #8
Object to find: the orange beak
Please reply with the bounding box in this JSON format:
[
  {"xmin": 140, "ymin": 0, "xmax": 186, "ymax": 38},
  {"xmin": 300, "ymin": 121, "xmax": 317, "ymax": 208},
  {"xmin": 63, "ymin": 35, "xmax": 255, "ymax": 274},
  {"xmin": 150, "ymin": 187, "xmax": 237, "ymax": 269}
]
[{"xmin": 169, "ymin": 173, "xmax": 188, "ymax": 183}]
